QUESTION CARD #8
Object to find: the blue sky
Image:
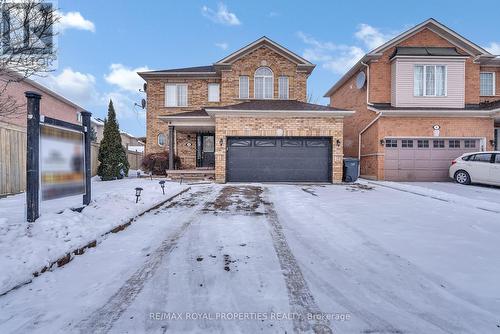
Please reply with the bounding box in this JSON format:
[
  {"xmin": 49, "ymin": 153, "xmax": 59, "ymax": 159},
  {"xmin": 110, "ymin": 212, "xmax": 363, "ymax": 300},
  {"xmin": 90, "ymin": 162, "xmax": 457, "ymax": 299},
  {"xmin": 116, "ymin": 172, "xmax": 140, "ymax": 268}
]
[{"xmin": 45, "ymin": 0, "xmax": 500, "ymax": 137}]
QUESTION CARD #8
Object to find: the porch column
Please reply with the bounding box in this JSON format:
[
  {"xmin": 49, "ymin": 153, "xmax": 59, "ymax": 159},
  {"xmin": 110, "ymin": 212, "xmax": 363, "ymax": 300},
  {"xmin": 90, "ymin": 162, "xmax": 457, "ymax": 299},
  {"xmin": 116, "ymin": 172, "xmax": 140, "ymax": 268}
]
[{"xmin": 168, "ymin": 125, "xmax": 175, "ymax": 170}]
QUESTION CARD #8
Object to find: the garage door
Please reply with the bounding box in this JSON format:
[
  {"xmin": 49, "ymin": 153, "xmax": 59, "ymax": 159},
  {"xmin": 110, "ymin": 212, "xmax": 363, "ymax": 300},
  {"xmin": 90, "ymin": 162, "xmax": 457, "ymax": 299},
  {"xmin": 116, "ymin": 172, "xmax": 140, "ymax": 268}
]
[
  {"xmin": 227, "ymin": 137, "xmax": 331, "ymax": 182},
  {"xmin": 384, "ymin": 138, "xmax": 481, "ymax": 181}
]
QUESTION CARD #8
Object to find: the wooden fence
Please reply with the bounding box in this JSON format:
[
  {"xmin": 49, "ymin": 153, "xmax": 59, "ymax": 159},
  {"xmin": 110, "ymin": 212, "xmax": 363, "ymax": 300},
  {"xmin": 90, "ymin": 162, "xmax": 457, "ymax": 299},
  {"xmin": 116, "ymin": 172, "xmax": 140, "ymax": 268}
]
[
  {"xmin": 0, "ymin": 122, "xmax": 26, "ymax": 196},
  {"xmin": 1, "ymin": 122, "xmax": 144, "ymax": 196}
]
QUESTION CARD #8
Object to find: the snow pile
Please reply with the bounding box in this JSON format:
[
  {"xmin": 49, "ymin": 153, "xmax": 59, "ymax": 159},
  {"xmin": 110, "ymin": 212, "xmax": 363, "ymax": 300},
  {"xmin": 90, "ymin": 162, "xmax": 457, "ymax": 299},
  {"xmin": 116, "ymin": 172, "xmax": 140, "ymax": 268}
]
[
  {"xmin": 0, "ymin": 178, "xmax": 188, "ymax": 295},
  {"xmin": 367, "ymin": 180, "xmax": 500, "ymax": 213}
]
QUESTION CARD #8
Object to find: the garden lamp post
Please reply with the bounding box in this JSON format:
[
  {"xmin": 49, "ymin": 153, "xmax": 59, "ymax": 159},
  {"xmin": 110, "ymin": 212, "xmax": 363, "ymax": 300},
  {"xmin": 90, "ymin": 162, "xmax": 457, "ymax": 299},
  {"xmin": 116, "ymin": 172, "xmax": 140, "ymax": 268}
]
[
  {"xmin": 159, "ymin": 180, "xmax": 165, "ymax": 194},
  {"xmin": 135, "ymin": 187, "xmax": 143, "ymax": 203}
]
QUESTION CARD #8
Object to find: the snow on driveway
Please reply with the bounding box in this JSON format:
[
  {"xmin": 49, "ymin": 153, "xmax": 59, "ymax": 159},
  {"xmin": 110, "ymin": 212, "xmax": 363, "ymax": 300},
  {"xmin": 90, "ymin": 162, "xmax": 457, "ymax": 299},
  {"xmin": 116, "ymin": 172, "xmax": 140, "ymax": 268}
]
[{"xmin": 0, "ymin": 183, "xmax": 499, "ymax": 333}]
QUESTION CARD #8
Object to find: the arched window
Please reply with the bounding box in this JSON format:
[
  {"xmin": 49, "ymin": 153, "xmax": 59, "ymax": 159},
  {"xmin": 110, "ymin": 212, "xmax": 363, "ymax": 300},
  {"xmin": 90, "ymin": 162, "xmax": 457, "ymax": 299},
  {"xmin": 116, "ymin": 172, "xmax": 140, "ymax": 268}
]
[
  {"xmin": 157, "ymin": 133, "xmax": 166, "ymax": 146},
  {"xmin": 254, "ymin": 67, "xmax": 273, "ymax": 99}
]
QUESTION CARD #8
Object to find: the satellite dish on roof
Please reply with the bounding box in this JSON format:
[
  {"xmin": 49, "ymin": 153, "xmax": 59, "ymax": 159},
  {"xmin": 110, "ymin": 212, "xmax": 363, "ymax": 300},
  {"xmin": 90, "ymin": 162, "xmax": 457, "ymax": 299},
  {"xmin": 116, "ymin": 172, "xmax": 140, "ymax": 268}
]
[
  {"xmin": 355, "ymin": 71, "xmax": 366, "ymax": 89},
  {"xmin": 141, "ymin": 99, "xmax": 146, "ymax": 109}
]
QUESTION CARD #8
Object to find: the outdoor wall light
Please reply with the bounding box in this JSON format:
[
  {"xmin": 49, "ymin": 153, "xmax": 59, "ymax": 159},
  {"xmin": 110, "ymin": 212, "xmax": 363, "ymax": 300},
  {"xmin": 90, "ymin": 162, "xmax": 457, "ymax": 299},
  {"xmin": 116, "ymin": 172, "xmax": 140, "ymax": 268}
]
[
  {"xmin": 159, "ymin": 180, "xmax": 165, "ymax": 194},
  {"xmin": 380, "ymin": 139, "xmax": 385, "ymax": 146},
  {"xmin": 490, "ymin": 139, "xmax": 496, "ymax": 147},
  {"xmin": 336, "ymin": 139, "xmax": 341, "ymax": 147},
  {"xmin": 219, "ymin": 138, "xmax": 224, "ymax": 146},
  {"xmin": 135, "ymin": 187, "xmax": 143, "ymax": 203}
]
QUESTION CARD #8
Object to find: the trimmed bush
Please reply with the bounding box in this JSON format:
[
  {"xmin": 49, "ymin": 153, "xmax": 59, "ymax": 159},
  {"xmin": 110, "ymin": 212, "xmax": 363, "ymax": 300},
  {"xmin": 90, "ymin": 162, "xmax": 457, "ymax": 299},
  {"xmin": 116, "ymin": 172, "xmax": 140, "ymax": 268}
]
[{"xmin": 142, "ymin": 152, "xmax": 181, "ymax": 175}]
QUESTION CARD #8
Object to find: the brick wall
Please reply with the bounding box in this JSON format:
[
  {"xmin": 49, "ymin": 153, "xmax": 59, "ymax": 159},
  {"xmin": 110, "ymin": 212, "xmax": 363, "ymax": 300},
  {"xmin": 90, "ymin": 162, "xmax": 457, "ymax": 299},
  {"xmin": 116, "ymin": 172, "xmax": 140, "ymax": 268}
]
[
  {"xmin": 145, "ymin": 45, "xmax": 309, "ymax": 155},
  {"xmin": 214, "ymin": 116, "xmax": 344, "ymax": 183}
]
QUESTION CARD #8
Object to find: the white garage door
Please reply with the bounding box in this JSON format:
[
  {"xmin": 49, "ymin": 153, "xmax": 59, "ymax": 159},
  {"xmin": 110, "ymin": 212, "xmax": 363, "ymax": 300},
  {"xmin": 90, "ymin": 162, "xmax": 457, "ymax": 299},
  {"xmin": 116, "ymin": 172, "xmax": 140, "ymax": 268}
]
[{"xmin": 384, "ymin": 138, "xmax": 481, "ymax": 181}]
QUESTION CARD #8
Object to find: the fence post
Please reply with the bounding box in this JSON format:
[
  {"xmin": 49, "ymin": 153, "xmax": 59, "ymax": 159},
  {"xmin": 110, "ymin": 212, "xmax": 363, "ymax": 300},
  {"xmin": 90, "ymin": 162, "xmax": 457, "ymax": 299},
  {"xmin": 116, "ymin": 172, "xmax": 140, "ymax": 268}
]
[
  {"xmin": 81, "ymin": 111, "xmax": 92, "ymax": 205},
  {"xmin": 25, "ymin": 91, "xmax": 41, "ymax": 222}
]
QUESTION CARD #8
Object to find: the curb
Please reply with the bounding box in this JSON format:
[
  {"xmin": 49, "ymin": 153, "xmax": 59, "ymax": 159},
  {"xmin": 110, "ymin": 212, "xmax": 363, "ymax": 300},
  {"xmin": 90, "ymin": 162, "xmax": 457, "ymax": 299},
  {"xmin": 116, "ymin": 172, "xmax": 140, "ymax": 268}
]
[{"xmin": 0, "ymin": 187, "xmax": 191, "ymax": 296}]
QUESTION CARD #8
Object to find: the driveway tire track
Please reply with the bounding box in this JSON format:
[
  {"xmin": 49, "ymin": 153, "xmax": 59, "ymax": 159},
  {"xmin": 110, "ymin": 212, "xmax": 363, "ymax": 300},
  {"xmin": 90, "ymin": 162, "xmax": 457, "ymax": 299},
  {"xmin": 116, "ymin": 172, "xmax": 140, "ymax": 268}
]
[
  {"xmin": 262, "ymin": 188, "xmax": 333, "ymax": 334},
  {"xmin": 75, "ymin": 187, "xmax": 217, "ymax": 334}
]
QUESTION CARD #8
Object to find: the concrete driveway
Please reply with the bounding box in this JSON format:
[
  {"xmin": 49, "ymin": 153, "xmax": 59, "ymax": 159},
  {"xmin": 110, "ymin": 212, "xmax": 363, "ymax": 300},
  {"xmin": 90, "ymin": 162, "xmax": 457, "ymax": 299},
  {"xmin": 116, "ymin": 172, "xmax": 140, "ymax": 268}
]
[{"xmin": 0, "ymin": 183, "xmax": 499, "ymax": 333}]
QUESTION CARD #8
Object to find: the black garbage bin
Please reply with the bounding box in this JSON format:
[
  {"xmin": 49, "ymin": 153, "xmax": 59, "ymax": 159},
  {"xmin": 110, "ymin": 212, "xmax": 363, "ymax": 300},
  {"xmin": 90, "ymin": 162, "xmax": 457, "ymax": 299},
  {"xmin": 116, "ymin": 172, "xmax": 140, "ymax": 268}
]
[{"xmin": 343, "ymin": 158, "xmax": 359, "ymax": 182}]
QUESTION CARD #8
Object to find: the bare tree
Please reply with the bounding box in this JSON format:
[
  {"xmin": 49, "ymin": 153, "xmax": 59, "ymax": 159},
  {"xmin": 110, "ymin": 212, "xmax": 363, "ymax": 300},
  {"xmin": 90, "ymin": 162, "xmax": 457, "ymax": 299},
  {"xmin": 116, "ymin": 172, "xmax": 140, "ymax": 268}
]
[{"xmin": 0, "ymin": 0, "xmax": 58, "ymax": 118}]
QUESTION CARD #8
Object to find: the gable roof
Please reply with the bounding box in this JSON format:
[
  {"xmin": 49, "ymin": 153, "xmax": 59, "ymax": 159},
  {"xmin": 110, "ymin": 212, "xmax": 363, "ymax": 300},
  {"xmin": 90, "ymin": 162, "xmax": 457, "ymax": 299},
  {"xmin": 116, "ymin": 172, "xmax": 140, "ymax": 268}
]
[
  {"xmin": 143, "ymin": 65, "xmax": 215, "ymax": 74},
  {"xmin": 214, "ymin": 36, "xmax": 315, "ymax": 72},
  {"xmin": 324, "ymin": 18, "xmax": 495, "ymax": 97},
  {"xmin": 204, "ymin": 100, "xmax": 345, "ymax": 111}
]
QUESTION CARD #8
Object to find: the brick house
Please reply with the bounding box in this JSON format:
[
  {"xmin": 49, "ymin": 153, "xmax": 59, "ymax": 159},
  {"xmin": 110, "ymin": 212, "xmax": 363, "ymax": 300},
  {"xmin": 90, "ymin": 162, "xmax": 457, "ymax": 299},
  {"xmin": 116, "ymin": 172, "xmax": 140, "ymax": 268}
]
[
  {"xmin": 139, "ymin": 37, "xmax": 352, "ymax": 183},
  {"xmin": 325, "ymin": 18, "xmax": 500, "ymax": 181}
]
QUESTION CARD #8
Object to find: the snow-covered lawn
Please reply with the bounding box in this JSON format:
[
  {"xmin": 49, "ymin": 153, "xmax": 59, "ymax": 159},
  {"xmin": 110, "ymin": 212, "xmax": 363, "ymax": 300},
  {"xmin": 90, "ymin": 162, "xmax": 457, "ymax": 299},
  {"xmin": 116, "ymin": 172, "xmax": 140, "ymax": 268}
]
[
  {"xmin": 0, "ymin": 176, "xmax": 188, "ymax": 296},
  {"xmin": 0, "ymin": 182, "xmax": 499, "ymax": 333}
]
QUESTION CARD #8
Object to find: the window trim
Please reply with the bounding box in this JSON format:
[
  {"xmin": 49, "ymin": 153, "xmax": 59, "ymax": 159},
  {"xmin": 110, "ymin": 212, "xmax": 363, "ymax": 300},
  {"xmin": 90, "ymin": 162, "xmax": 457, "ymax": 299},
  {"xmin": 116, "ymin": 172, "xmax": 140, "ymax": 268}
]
[
  {"xmin": 254, "ymin": 67, "xmax": 274, "ymax": 99},
  {"xmin": 165, "ymin": 83, "xmax": 188, "ymax": 107},
  {"xmin": 207, "ymin": 83, "xmax": 220, "ymax": 102},
  {"xmin": 413, "ymin": 64, "xmax": 447, "ymax": 97},
  {"xmin": 239, "ymin": 76, "xmax": 249, "ymax": 99},
  {"xmin": 157, "ymin": 133, "xmax": 166, "ymax": 146},
  {"xmin": 480, "ymin": 71, "xmax": 496, "ymax": 97}
]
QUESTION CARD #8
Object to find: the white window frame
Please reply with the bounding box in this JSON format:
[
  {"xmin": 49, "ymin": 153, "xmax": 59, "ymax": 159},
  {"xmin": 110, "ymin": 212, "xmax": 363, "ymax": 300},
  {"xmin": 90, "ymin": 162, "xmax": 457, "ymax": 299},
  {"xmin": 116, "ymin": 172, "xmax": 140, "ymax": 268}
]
[
  {"xmin": 480, "ymin": 72, "xmax": 496, "ymax": 97},
  {"xmin": 254, "ymin": 67, "xmax": 274, "ymax": 99},
  {"xmin": 165, "ymin": 84, "xmax": 188, "ymax": 107},
  {"xmin": 239, "ymin": 76, "xmax": 249, "ymax": 99},
  {"xmin": 414, "ymin": 65, "xmax": 447, "ymax": 97},
  {"xmin": 278, "ymin": 76, "xmax": 289, "ymax": 100},
  {"xmin": 157, "ymin": 133, "xmax": 166, "ymax": 146},
  {"xmin": 208, "ymin": 83, "xmax": 220, "ymax": 102}
]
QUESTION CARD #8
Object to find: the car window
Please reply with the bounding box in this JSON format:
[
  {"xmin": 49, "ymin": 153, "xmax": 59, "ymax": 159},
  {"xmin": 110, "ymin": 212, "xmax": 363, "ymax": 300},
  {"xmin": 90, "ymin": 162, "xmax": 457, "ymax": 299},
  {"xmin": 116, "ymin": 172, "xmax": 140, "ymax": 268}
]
[
  {"xmin": 462, "ymin": 155, "xmax": 472, "ymax": 161},
  {"xmin": 496, "ymin": 154, "xmax": 500, "ymax": 163},
  {"xmin": 470, "ymin": 153, "xmax": 492, "ymax": 162}
]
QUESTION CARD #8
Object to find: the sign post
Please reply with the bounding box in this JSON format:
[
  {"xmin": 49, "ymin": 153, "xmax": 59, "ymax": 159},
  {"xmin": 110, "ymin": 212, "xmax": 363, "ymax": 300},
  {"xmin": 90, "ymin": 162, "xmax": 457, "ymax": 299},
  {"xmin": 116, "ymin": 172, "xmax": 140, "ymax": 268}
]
[
  {"xmin": 81, "ymin": 111, "xmax": 92, "ymax": 205},
  {"xmin": 25, "ymin": 91, "xmax": 92, "ymax": 222},
  {"xmin": 26, "ymin": 91, "xmax": 42, "ymax": 223}
]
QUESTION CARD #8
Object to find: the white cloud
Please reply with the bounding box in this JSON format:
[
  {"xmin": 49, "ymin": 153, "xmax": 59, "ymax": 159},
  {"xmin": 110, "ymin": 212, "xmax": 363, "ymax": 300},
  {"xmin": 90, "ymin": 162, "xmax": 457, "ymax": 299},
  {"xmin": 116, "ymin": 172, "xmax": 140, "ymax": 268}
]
[
  {"xmin": 354, "ymin": 23, "xmax": 394, "ymax": 50},
  {"xmin": 58, "ymin": 11, "xmax": 95, "ymax": 33},
  {"xmin": 104, "ymin": 64, "xmax": 149, "ymax": 93},
  {"xmin": 485, "ymin": 42, "xmax": 500, "ymax": 55},
  {"xmin": 41, "ymin": 68, "xmax": 98, "ymax": 106},
  {"xmin": 297, "ymin": 32, "xmax": 364, "ymax": 74},
  {"xmin": 297, "ymin": 23, "xmax": 397, "ymax": 74},
  {"xmin": 202, "ymin": 3, "xmax": 241, "ymax": 26},
  {"xmin": 215, "ymin": 42, "xmax": 229, "ymax": 50}
]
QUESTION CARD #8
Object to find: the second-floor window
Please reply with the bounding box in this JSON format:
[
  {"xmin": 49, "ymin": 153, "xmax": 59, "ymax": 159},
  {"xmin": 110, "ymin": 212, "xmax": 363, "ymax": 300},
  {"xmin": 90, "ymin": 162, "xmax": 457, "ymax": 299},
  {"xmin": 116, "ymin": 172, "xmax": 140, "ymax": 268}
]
[
  {"xmin": 254, "ymin": 67, "xmax": 273, "ymax": 99},
  {"xmin": 278, "ymin": 76, "xmax": 289, "ymax": 99},
  {"xmin": 414, "ymin": 65, "xmax": 446, "ymax": 97},
  {"xmin": 165, "ymin": 84, "xmax": 188, "ymax": 107},
  {"xmin": 480, "ymin": 72, "xmax": 495, "ymax": 96},
  {"xmin": 208, "ymin": 83, "xmax": 220, "ymax": 102},
  {"xmin": 239, "ymin": 76, "xmax": 249, "ymax": 99}
]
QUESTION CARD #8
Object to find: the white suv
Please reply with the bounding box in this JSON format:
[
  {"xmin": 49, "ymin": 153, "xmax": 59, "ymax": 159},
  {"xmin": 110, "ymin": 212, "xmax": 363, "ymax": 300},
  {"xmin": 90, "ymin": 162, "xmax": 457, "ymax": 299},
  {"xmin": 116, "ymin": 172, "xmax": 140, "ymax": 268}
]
[{"xmin": 449, "ymin": 151, "xmax": 500, "ymax": 186}]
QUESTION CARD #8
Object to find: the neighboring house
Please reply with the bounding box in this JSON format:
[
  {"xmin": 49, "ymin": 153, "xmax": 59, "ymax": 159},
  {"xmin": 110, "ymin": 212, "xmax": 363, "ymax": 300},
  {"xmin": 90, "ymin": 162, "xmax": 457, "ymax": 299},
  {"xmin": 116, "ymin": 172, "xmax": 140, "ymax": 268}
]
[
  {"xmin": 90, "ymin": 117, "xmax": 105, "ymax": 143},
  {"xmin": 325, "ymin": 18, "xmax": 500, "ymax": 181},
  {"xmin": 120, "ymin": 131, "xmax": 144, "ymax": 148},
  {"xmin": 0, "ymin": 75, "xmax": 83, "ymax": 128},
  {"xmin": 139, "ymin": 37, "xmax": 351, "ymax": 183},
  {"xmin": 0, "ymin": 75, "xmax": 85, "ymax": 195}
]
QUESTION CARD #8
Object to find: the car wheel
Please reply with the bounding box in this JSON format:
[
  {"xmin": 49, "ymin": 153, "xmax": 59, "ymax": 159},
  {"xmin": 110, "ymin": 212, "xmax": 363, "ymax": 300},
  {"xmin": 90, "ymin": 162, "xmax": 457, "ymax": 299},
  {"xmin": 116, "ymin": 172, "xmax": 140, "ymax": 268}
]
[{"xmin": 454, "ymin": 170, "xmax": 471, "ymax": 185}]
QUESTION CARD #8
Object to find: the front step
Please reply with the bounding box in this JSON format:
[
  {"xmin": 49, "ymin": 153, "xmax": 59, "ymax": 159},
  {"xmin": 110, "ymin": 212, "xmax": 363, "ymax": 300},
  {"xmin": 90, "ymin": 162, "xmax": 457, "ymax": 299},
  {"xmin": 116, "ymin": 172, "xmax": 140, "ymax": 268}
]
[{"xmin": 166, "ymin": 170, "xmax": 215, "ymax": 181}]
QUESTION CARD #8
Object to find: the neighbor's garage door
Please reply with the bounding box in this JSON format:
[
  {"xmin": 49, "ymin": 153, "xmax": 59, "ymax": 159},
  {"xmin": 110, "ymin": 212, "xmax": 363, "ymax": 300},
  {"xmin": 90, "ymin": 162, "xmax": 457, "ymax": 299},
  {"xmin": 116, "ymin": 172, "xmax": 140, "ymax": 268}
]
[
  {"xmin": 384, "ymin": 138, "xmax": 480, "ymax": 181},
  {"xmin": 227, "ymin": 137, "xmax": 331, "ymax": 182}
]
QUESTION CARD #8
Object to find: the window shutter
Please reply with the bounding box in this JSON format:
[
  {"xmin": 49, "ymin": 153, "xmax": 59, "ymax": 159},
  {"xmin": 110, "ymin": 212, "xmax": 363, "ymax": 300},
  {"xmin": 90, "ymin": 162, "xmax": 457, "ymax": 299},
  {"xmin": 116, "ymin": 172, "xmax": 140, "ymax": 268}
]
[
  {"xmin": 278, "ymin": 76, "xmax": 289, "ymax": 99},
  {"xmin": 239, "ymin": 76, "xmax": 249, "ymax": 99},
  {"xmin": 165, "ymin": 84, "xmax": 177, "ymax": 107}
]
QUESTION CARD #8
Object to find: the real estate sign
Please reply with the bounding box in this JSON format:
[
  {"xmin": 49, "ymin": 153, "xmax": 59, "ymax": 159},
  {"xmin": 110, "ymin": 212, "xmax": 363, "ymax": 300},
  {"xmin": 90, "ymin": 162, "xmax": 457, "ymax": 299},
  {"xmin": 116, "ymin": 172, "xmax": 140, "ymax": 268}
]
[{"xmin": 40, "ymin": 125, "xmax": 85, "ymax": 201}]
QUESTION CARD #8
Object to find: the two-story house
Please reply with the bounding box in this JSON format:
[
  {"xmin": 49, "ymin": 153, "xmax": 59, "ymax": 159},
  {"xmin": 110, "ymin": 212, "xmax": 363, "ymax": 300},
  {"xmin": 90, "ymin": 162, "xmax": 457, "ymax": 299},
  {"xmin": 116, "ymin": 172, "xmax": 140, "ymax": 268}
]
[
  {"xmin": 139, "ymin": 37, "xmax": 352, "ymax": 183},
  {"xmin": 326, "ymin": 18, "xmax": 500, "ymax": 182}
]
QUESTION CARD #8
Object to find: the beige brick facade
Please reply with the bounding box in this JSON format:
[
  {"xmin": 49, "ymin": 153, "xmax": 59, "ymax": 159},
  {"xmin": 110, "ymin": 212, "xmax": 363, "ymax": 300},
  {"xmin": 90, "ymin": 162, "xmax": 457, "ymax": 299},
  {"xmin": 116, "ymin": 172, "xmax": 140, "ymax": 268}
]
[{"xmin": 214, "ymin": 116, "xmax": 344, "ymax": 183}]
